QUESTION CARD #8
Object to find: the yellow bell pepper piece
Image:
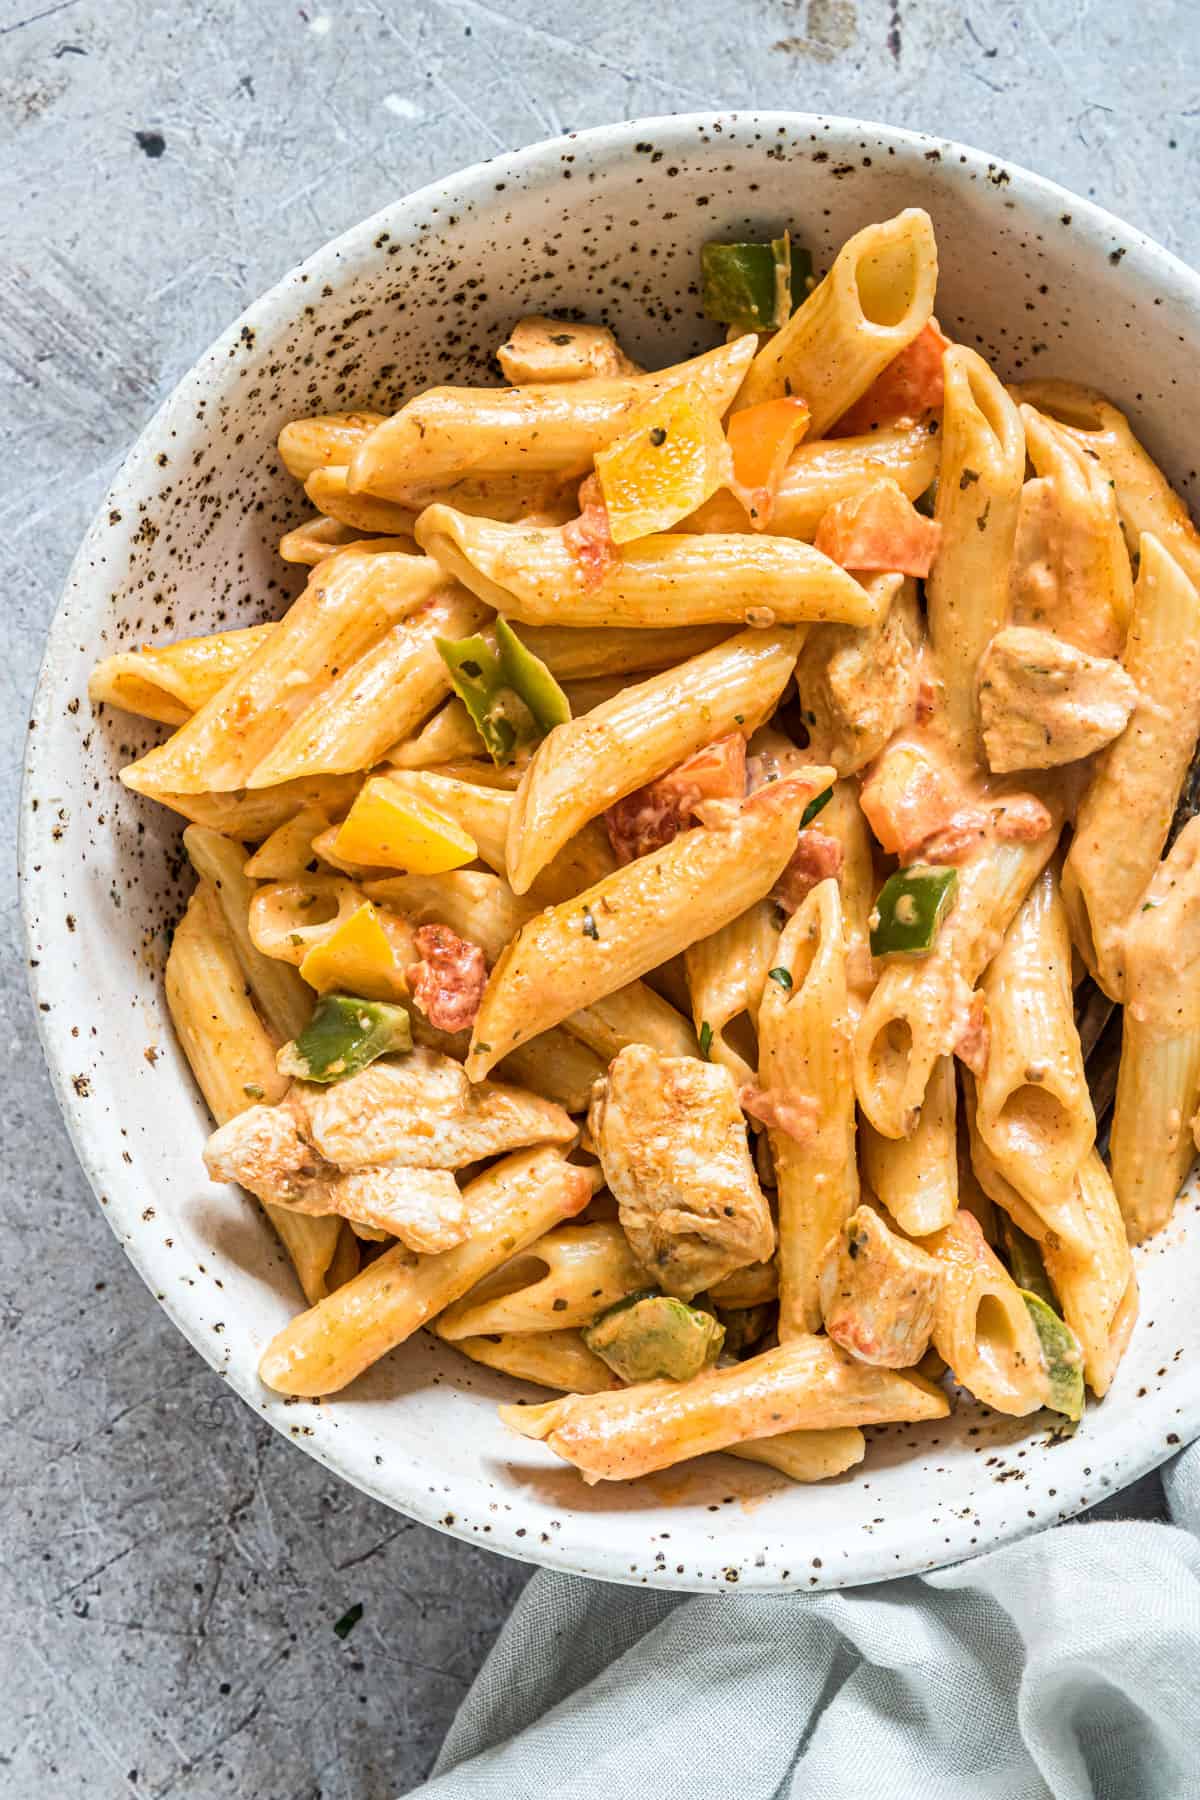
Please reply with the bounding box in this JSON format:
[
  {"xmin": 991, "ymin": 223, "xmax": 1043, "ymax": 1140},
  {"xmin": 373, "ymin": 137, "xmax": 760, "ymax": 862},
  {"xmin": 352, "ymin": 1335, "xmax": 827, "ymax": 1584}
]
[
  {"xmin": 595, "ymin": 381, "xmax": 733, "ymax": 544},
  {"xmin": 299, "ymin": 902, "xmax": 406, "ymax": 1001},
  {"xmin": 331, "ymin": 775, "xmax": 478, "ymax": 874}
]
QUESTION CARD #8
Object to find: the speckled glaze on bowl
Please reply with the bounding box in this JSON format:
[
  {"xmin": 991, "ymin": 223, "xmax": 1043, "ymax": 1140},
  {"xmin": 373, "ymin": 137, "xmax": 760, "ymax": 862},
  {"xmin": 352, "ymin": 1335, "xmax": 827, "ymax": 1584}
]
[{"xmin": 21, "ymin": 113, "xmax": 1200, "ymax": 1592}]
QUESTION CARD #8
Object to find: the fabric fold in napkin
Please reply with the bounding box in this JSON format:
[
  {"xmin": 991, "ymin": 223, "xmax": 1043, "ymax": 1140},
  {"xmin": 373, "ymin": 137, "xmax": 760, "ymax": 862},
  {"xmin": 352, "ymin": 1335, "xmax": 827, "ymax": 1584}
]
[{"xmin": 409, "ymin": 1446, "xmax": 1200, "ymax": 1800}]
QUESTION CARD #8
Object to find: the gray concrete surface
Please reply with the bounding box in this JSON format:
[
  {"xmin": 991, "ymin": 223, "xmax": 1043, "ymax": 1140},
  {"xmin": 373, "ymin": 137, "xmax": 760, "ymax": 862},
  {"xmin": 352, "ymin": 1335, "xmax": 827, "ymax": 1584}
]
[{"xmin": 3, "ymin": 1, "xmax": 1198, "ymax": 1794}]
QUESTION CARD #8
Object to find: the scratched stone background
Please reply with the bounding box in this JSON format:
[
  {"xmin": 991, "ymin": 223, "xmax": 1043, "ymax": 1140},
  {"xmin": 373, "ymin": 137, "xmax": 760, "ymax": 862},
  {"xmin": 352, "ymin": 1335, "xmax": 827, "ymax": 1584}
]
[{"xmin": 2, "ymin": 1, "xmax": 1198, "ymax": 1795}]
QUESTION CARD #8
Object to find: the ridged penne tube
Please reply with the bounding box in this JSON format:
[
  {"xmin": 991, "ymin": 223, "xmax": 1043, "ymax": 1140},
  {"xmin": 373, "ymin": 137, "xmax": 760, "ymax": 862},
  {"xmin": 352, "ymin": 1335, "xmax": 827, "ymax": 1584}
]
[
  {"xmin": 434, "ymin": 1220, "xmax": 648, "ymax": 1338},
  {"xmin": 859, "ymin": 1055, "xmax": 958, "ymax": 1236},
  {"xmin": 1011, "ymin": 381, "xmax": 1200, "ymax": 592},
  {"xmin": 511, "ymin": 621, "xmax": 732, "ymax": 680},
  {"xmin": 922, "ymin": 1210, "xmax": 1050, "ymax": 1416},
  {"xmin": 348, "ymin": 337, "xmax": 755, "ymax": 493},
  {"xmin": 1013, "ymin": 406, "xmax": 1133, "ymax": 654},
  {"xmin": 443, "ymin": 1328, "xmax": 615, "ymax": 1393},
  {"xmin": 165, "ymin": 882, "xmax": 341, "ymax": 1305},
  {"xmin": 975, "ymin": 868, "xmax": 1094, "ymax": 1208},
  {"xmin": 506, "ymin": 627, "xmax": 802, "ymax": 894},
  {"xmin": 855, "ymin": 818, "xmax": 1061, "ymax": 1138},
  {"xmin": 1062, "ymin": 533, "xmax": 1200, "ymax": 997},
  {"xmin": 684, "ymin": 901, "xmax": 780, "ymax": 1087},
  {"xmin": 122, "ymin": 552, "xmax": 444, "ymax": 797},
  {"xmin": 686, "ymin": 422, "xmax": 941, "ymax": 540},
  {"xmin": 246, "ymin": 586, "xmax": 489, "ymax": 787},
  {"xmin": 88, "ymin": 624, "xmax": 274, "ymax": 727},
  {"xmin": 495, "ymin": 1029, "xmax": 608, "ymax": 1114},
  {"xmin": 467, "ymin": 770, "xmax": 834, "ymax": 1076},
  {"xmin": 925, "ymin": 346, "xmax": 1026, "ymax": 759},
  {"xmin": 386, "ymin": 699, "xmax": 484, "ymax": 769},
  {"xmin": 734, "ymin": 209, "xmax": 938, "ymax": 429},
  {"xmin": 415, "ymin": 506, "xmax": 882, "ymax": 631},
  {"xmin": 363, "ymin": 868, "xmax": 693, "ymax": 1063},
  {"xmin": 279, "ymin": 518, "xmax": 395, "ymax": 566},
  {"xmin": 1042, "ymin": 1153, "xmax": 1138, "ymax": 1398},
  {"xmin": 1109, "ymin": 818, "xmax": 1200, "ymax": 1240},
  {"xmin": 243, "ymin": 805, "xmax": 334, "ymax": 880},
  {"xmin": 965, "ymin": 1111, "xmax": 1135, "ymax": 1397},
  {"xmin": 139, "ymin": 774, "xmax": 363, "ymax": 840},
  {"xmin": 500, "ymin": 1335, "xmax": 948, "ymax": 1483},
  {"xmin": 820, "ymin": 778, "xmax": 877, "ymax": 1011},
  {"xmin": 726, "ymin": 1429, "xmax": 868, "ymax": 1483},
  {"xmin": 757, "ymin": 880, "xmax": 858, "ymax": 1336},
  {"xmin": 304, "ymin": 466, "xmax": 420, "ymax": 536},
  {"xmin": 182, "ymin": 825, "xmax": 312, "ymax": 1042},
  {"xmin": 278, "ymin": 411, "xmax": 386, "ymax": 481},
  {"xmin": 257, "ymin": 1148, "xmax": 597, "ymax": 1396},
  {"xmin": 354, "ymin": 467, "xmax": 573, "ymax": 523}
]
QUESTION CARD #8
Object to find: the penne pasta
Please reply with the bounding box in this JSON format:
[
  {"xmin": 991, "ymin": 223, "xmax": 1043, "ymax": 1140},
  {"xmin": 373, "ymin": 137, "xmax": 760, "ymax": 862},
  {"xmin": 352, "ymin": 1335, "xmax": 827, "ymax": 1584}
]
[
  {"xmin": 304, "ymin": 465, "xmax": 420, "ymax": 537},
  {"xmin": 164, "ymin": 882, "xmax": 341, "ymax": 1304},
  {"xmin": 278, "ymin": 411, "xmax": 387, "ymax": 481},
  {"xmin": 415, "ymin": 505, "xmax": 883, "ymax": 630},
  {"xmin": 1062, "ymin": 533, "xmax": 1200, "ymax": 997},
  {"xmin": 246, "ymin": 585, "xmax": 489, "ymax": 787},
  {"xmin": 686, "ymin": 422, "xmax": 940, "ymax": 540},
  {"xmin": 511, "ymin": 621, "xmax": 732, "ymax": 679},
  {"xmin": 855, "ymin": 813, "xmax": 1062, "ymax": 1138},
  {"xmin": 975, "ymin": 867, "xmax": 1094, "ymax": 1208},
  {"xmin": 122, "ymin": 551, "xmax": 445, "ymax": 797},
  {"xmin": 734, "ymin": 209, "xmax": 938, "ymax": 429},
  {"xmin": 684, "ymin": 901, "xmax": 780, "ymax": 1088},
  {"xmin": 257, "ymin": 1147, "xmax": 597, "ymax": 1395},
  {"xmin": 506, "ymin": 626, "xmax": 802, "ymax": 894},
  {"xmin": 141, "ymin": 772, "xmax": 365, "ymax": 840},
  {"xmin": 434, "ymin": 1219, "xmax": 649, "ymax": 1339},
  {"xmin": 756, "ymin": 880, "xmax": 858, "ymax": 1335},
  {"xmin": 347, "ymin": 337, "xmax": 755, "ymax": 493},
  {"xmin": 467, "ymin": 769, "xmax": 833, "ymax": 1076},
  {"xmin": 859, "ymin": 1055, "xmax": 958, "ymax": 1237},
  {"xmin": 183, "ymin": 825, "xmax": 313, "ymax": 1043},
  {"xmin": 921, "ymin": 1210, "xmax": 1051, "ymax": 1416},
  {"xmin": 925, "ymin": 346, "xmax": 1026, "ymax": 760},
  {"xmin": 279, "ymin": 519, "xmax": 404, "ymax": 565},
  {"xmin": 89, "ymin": 624, "xmax": 274, "ymax": 727},
  {"xmin": 501, "ymin": 1334, "xmax": 947, "ymax": 1482}
]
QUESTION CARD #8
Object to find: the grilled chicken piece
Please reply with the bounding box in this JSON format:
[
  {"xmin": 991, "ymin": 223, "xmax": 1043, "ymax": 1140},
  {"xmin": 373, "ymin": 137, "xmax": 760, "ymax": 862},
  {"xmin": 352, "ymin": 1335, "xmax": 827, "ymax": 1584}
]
[
  {"xmin": 977, "ymin": 627, "xmax": 1137, "ymax": 773},
  {"xmin": 818, "ymin": 1203, "xmax": 940, "ymax": 1369},
  {"xmin": 203, "ymin": 1102, "xmax": 466, "ymax": 1252},
  {"xmin": 794, "ymin": 579, "xmax": 919, "ymax": 776},
  {"xmin": 294, "ymin": 1046, "xmax": 576, "ymax": 1170},
  {"xmin": 588, "ymin": 1043, "xmax": 775, "ymax": 1299},
  {"xmin": 496, "ymin": 316, "xmax": 640, "ymax": 385}
]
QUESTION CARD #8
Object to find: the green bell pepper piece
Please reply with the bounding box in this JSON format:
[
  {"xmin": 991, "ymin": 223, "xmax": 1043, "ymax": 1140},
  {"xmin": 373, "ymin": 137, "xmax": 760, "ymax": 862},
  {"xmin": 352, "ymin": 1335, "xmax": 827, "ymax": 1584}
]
[
  {"xmin": 583, "ymin": 1293, "xmax": 725, "ymax": 1383},
  {"xmin": 700, "ymin": 233, "xmax": 813, "ymax": 333},
  {"xmin": 998, "ymin": 1214, "xmax": 1056, "ymax": 1308},
  {"xmin": 436, "ymin": 617, "xmax": 570, "ymax": 766},
  {"xmin": 870, "ymin": 865, "xmax": 958, "ymax": 958},
  {"xmin": 276, "ymin": 993, "xmax": 412, "ymax": 1084},
  {"xmin": 1021, "ymin": 1289, "xmax": 1085, "ymax": 1421}
]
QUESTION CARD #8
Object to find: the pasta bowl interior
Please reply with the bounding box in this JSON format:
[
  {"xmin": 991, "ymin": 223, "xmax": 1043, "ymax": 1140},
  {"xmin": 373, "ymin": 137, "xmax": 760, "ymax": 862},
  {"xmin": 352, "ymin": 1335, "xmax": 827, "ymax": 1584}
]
[{"xmin": 23, "ymin": 112, "xmax": 1200, "ymax": 1591}]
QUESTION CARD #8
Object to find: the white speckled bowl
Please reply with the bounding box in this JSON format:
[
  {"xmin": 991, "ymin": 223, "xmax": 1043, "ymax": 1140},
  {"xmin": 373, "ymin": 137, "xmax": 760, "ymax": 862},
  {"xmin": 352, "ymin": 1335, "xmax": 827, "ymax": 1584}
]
[{"xmin": 22, "ymin": 113, "xmax": 1200, "ymax": 1592}]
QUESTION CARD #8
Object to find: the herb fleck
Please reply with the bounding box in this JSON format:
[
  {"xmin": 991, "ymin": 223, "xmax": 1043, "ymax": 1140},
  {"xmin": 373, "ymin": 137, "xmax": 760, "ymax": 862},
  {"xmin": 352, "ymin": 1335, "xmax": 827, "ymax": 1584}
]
[
  {"xmin": 976, "ymin": 499, "xmax": 992, "ymax": 532},
  {"xmin": 582, "ymin": 907, "xmax": 599, "ymax": 940},
  {"xmin": 243, "ymin": 1083, "xmax": 265, "ymax": 1100},
  {"xmin": 698, "ymin": 1021, "xmax": 713, "ymax": 1059},
  {"xmin": 649, "ymin": 427, "xmax": 667, "ymax": 447},
  {"xmin": 767, "ymin": 967, "xmax": 793, "ymax": 990},
  {"xmin": 959, "ymin": 467, "xmax": 980, "ymax": 488},
  {"xmin": 333, "ymin": 1603, "xmax": 363, "ymax": 1640}
]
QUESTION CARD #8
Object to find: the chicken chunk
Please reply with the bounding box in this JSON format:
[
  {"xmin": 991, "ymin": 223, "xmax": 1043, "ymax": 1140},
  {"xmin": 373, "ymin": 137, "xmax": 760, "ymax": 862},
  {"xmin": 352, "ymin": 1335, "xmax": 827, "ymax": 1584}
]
[
  {"xmin": 795, "ymin": 589, "xmax": 920, "ymax": 776},
  {"xmin": 496, "ymin": 316, "xmax": 640, "ymax": 385},
  {"xmin": 294, "ymin": 1046, "xmax": 576, "ymax": 1170},
  {"xmin": 588, "ymin": 1044, "xmax": 775, "ymax": 1299},
  {"xmin": 818, "ymin": 1204, "xmax": 941, "ymax": 1368},
  {"xmin": 978, "ymin": 627, "xmax": 1138, "ymax": 773},
  {"xmin": 203, "ymin": 1103, "xmax": 467, "ymax": 1252}
]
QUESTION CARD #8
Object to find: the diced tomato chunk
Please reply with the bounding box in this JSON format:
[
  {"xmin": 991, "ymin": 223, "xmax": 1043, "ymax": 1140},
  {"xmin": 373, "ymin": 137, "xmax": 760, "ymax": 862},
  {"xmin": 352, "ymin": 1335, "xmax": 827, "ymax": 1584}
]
[
  {"xmin": 833, "ymin": 320, "xmax": 952, "ymax": 436},
  {"xmin": 814, "ymin": 478, "xmax": 942, "ymax": 578},
  {"xmin": 920, "ymin": 806, "xmax": 989, "ymax": 865},
  {"xmin": 993, "ymin": 794, "xmax": 1054, "ymax": 843},
  {"xmin": 739, "ymin": 1084, "xmax": 819, "ymax": 1143},
  {"xmin": 406, "ymin": 923, "xmax": 487, "ymax": 1034},
  {"xmin": 605, "ymin": 732, "xmax": 747, "ymax": 864},
  {"xmin": 562, "ymin": 473, "xmax": 616, "ymax": 590},
  {"xmin": 953, "ymin": 990, "xmax": 990, "ymax": 1077},
  {"xmin": 859, "ymin": 742, "xmax": 959, "ymax": 861},
  {"xmin": 772, "ymin": 829, "xmax": 844, "ymax": 915}
]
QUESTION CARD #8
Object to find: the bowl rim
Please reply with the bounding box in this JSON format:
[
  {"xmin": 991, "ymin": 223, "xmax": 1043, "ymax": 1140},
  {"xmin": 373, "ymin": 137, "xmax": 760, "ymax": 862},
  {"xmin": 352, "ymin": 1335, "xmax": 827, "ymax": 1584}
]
[{"xmin": 21, "ymin": 108, "xmax": 1200, "ymax": 1592}]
